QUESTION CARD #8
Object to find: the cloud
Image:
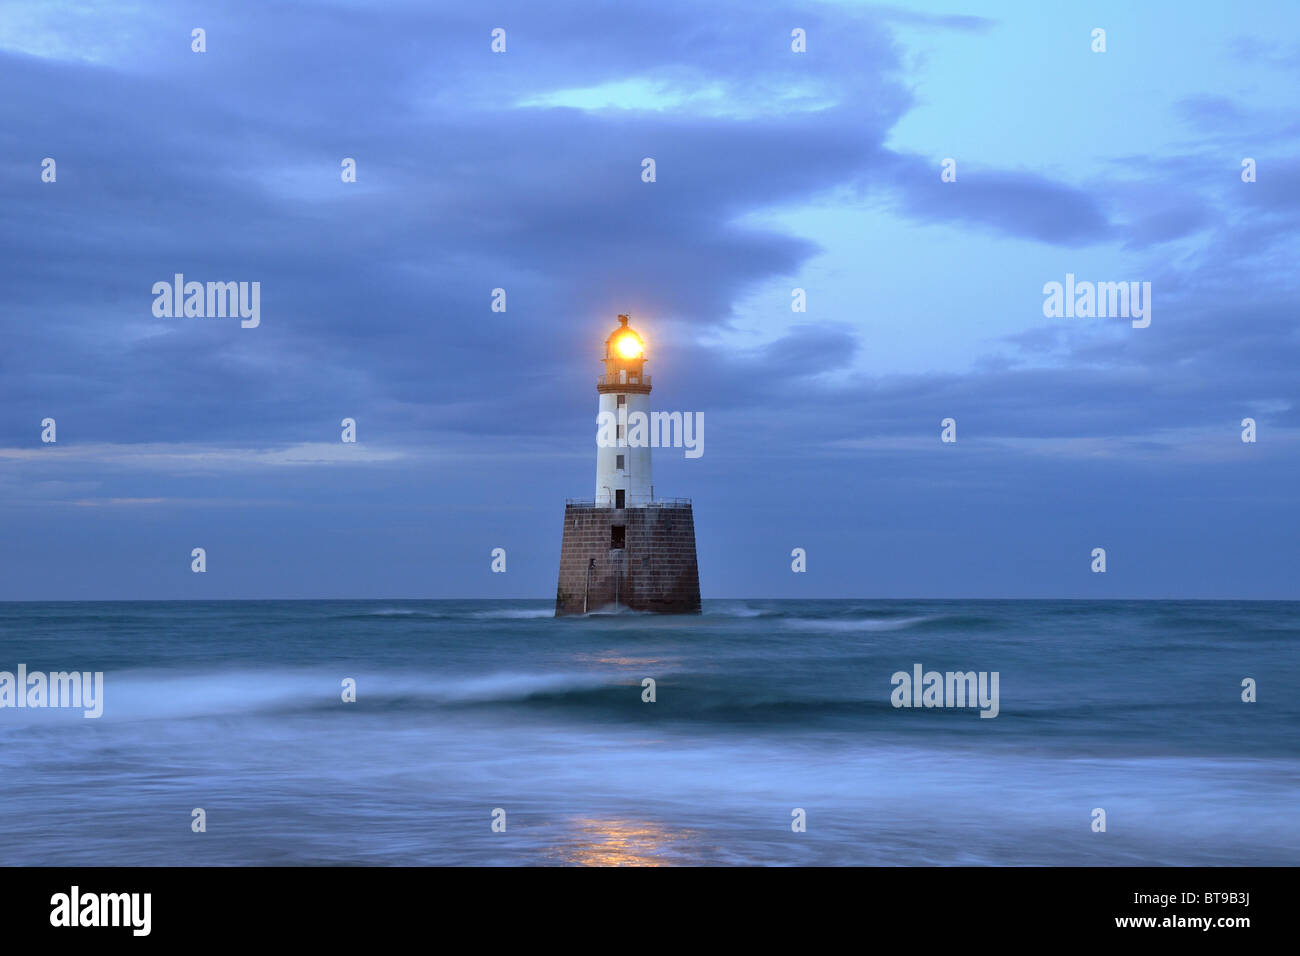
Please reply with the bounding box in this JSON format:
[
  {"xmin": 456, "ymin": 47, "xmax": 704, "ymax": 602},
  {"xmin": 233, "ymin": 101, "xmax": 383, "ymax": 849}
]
[
  {"xmin": 1, "ymin": 0, "xmax": 1297, "ymax": 597},
  {"xmin": 0, "ymin": 441, "xmax": 414, "ymax": 469}
]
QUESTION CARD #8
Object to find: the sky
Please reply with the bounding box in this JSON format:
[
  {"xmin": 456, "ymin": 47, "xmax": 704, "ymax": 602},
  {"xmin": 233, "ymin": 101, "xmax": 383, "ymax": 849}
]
[{"xmin": 1, "ymin": 0, "xmax": 1297, "ymax": 600}]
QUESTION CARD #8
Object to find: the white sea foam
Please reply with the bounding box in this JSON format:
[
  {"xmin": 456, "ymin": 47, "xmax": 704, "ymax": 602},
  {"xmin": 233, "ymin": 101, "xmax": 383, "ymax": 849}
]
[{"xmin": 709, "ymin": 602, "xmax": 765, "ymax": 618}]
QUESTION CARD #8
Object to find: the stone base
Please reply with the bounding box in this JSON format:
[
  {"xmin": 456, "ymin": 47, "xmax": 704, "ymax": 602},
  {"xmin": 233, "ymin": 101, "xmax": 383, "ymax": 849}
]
[{"xmin": 555, "ymin": 503, "xmax": 701, "ymax": 615}]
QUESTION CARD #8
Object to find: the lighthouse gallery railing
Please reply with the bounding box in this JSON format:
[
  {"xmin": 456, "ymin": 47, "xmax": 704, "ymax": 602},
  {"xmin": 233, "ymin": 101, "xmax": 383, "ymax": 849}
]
[
  {"xmin": 565, "ymin": 496, "xmax": 691, "ymax": 508},
  {"xmin": 596, "ymin": 374, "xmax": 651, "ymax": 388}
]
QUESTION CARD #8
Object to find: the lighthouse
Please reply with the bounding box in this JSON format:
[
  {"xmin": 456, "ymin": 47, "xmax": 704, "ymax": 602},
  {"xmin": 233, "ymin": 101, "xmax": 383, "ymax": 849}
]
[
  {"xmin": 554, "ymin": 314, "xmax": 701, "ymax": 615},
  {"xmin": 595, "ymin": 314, "xmax": 652, "ymax": 507}
]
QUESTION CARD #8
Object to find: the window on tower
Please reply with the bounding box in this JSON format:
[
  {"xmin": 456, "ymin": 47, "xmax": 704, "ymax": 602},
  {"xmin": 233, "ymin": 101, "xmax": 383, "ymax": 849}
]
[
  {"xmin": 616, "ymin": 454, "xmax": 624, "ymax": 469},
  {"xmin": 617, "ymin": 395, "xmax": 626, "ymax": 406}
]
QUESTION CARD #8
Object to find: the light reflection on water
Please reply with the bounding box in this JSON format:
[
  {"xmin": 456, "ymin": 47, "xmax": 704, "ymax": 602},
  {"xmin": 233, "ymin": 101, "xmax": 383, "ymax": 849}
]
[{"xmin": 540, "ymin": 817, "xmax": 708, "ymax": 866}]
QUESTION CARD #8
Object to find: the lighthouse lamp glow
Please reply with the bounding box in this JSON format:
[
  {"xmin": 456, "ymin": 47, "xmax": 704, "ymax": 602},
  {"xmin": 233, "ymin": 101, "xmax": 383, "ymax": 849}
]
[{"xmin": 616, "ymin": 334, "xmax": 643, "ymax": 359}]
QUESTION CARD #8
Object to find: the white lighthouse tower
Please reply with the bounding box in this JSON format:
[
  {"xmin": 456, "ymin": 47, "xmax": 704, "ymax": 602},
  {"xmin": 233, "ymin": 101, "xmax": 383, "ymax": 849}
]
[
  {"xmin": 555, "ymin": 312, "xmax": 699, "ymax": 615},
  {"xmin": 595, "ymin": 314, "xmax": 653, "ymax": 508}
]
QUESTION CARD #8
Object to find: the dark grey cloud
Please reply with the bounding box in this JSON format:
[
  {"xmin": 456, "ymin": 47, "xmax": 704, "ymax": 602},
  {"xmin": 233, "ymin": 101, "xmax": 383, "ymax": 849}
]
[
  {"xmin": 886, "ymin": 164, "xmax": 1113, "ymax": 244},
  {"xmin": 0, "ymin": 0, "xmax": 1117, "ymax": 450}
]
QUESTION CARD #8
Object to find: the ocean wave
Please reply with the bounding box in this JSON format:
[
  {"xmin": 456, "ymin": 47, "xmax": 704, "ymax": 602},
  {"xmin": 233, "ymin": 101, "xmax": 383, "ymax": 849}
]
[
  {"xmin": 329, "ymin": 608, "xmax": 449, "ymax": 620},
  {"xmin": 470, "ymin": 609, "xmax": 555, "ymax": 620},
  {"xmin": 707, "ymin": 603, "xmax": 767, "ymax": 618},
  {"xmin": 1, "ymin": 669, "xmax": 622, "ymax": 724},
  {"xmin": 580, "ymin": 604, "xmax": 655, "ymax": 617},
  {"xmin": 780, "ymin": 615, "xmax": 937, "ymax": 633},
  {"xmin": 0, "ymin": 666, "xmax": 902, "ymax": 729}
]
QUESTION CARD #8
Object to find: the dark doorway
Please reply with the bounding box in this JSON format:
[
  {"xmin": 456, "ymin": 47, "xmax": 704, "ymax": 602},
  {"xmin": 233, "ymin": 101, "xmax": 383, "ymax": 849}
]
[
  {"xmin": 610, "ymin": 525, "xmax": 625, "ymax": 549},
  {"xmin": 615, "ymin": 489, "xmax": 625, "ymax": 508}
]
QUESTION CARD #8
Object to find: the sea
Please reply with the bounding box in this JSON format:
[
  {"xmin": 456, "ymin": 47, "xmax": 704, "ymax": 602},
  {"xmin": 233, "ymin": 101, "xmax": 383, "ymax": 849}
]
[{"xmin": 0, "ymin": 599, "xmax": 1296, "ymax": 866}]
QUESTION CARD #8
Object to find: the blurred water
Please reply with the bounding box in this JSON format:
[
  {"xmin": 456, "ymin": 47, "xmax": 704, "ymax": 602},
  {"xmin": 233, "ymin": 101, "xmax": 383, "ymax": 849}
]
[{"xmin": 0, "ymin": 599, "xmax": 1296, "ymax": 865}]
